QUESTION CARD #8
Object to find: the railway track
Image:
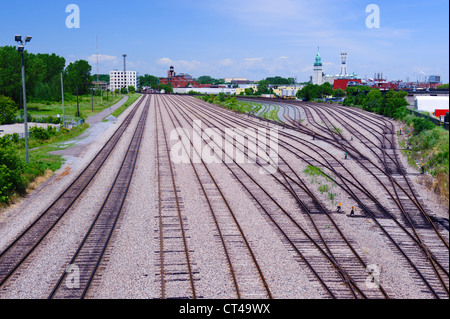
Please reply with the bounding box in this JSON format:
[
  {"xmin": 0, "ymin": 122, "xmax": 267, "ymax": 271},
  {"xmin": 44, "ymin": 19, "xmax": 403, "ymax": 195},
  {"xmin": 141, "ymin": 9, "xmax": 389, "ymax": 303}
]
[
  {"xmin": 154, "ymin": 95, "xmax": 198, "ymax": 299},
  {"xmin": 156, "ymin": 95, "xmax": 273, "ymax": 299},
  {"xmin": 0, "ymin": 94, "xmax": 146, "ymax": 296},
  {"xmin": 0, "ymin": 92, "xmax": 446, "ymax": 299},
  {"xmin": 240, "ymin": 98, "xmax": 448, "ymax": 298},
  {"xmin": 48, "ymin": 95, "xmax": 150, "ymax": 298},
  {"xmin": 166, "ymin": 95, "xmax": 390, "ymax": 298}
]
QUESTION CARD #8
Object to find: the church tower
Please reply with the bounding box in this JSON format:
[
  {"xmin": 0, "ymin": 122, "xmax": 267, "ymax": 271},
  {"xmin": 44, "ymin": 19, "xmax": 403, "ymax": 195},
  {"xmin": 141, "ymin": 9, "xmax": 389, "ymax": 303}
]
[{"xmin": 313, "ymin": 47, "xmax": 323, "ymax": 85}]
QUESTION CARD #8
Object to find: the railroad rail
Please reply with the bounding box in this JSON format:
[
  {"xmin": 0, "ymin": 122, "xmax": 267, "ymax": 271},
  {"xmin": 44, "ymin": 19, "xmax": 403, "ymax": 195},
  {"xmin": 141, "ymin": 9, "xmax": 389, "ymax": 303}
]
[
  {"xmin": 48, "ymin": 95, "xmax": 150, "ymax": 299},
  {"xmin": 0, "ymin": 95, "xmax": 146, "ymax": 291}
]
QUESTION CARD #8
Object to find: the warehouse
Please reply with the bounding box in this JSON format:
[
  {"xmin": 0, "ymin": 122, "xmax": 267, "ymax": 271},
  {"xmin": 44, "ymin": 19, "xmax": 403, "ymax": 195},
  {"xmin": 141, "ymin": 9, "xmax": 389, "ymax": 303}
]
[{"xmin": 414, "ymin": 96, "xmax": 449, "ymax": 117}]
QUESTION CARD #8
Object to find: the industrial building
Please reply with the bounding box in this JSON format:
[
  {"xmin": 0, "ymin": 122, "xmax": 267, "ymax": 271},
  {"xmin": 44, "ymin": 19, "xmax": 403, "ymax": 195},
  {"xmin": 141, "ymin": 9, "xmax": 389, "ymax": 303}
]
[
  {"xmin": 414, "ymin": 96, "xmax": 449, "ymax": 118},
  {"xmin": 159, "ymin": 66, "xmax": 211, "ymax": 88}
]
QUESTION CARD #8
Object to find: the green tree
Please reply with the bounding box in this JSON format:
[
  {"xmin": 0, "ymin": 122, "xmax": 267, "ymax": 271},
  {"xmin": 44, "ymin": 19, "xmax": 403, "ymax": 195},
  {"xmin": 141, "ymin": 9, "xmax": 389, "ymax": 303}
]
[
  {"xmin": 363, "ymin": 89, "xmax": 383, "ymax": 112},
  {"xmin": 381, "ymin": 89, "xmax": 408, "ymax": 119},
  {"xmin": 320, "ymin": 82, "xmax": 333, "ymax": 97},
  {"xmin": 0, "ymin": 46, "xmax": 25, "ymax": 104},
  {"xmin": 197, "ymin": 76, "xmax": 225, "ymax": 85},
  {"xmin": 64, "ymin": 60, "xmax": 93, "ymax": 95},
  {"xmin": 257, "ymin": 80, "xmax": 270, "ymax": 95},
  {"xmin": 297, "ymin": 84, "xmax": 321, "ymax": 101},
  {"xmin": 159, "ymin": 84, "xmax": 173, "ymax": 93},
  {"xmin": 244, "ymin": 88, "xmax": 254, "ymax": 95},
  {"xmin": 0, "ymin": 47, "xmax": 67, "ymax": 103},
  {"xmin": 0, "ymin": 95, "xmax": 17, "ymax": 125},
  {"xmin": 139, "ymin": 74, "xmax": 159, "ymax": 87},
  {"xmin": 332, "ymin": 88, "xmax": 345, "ymax": 98},
  {"xmin": 265, "ymin": 76, "xmax": 294, "ymax": 85}
]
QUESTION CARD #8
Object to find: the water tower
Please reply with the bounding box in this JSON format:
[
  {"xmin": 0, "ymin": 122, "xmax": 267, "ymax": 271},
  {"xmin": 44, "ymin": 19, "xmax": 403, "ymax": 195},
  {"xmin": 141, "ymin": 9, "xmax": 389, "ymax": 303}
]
[{"xmin": 340, "ymin": 52, "xmax": 348, "ymax": 77}]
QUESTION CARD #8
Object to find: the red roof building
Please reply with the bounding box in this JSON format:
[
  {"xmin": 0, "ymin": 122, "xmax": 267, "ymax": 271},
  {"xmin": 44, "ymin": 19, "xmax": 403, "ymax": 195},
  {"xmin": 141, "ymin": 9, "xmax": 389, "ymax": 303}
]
[{"xmin": 333, "ymin": 78, "xmax": 362, "ymax": 90}]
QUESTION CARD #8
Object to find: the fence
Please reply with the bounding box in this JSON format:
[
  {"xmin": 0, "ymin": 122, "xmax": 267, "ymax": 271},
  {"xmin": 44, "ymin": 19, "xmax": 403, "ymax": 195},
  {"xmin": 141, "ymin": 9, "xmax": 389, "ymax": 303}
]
[
  {"xmin": 2, "ymin": 118, "xmax": 85, "ymax": 140},
  {"xmin": 407, "ymin": 109, "xmax": 449, "ymax": 131}
]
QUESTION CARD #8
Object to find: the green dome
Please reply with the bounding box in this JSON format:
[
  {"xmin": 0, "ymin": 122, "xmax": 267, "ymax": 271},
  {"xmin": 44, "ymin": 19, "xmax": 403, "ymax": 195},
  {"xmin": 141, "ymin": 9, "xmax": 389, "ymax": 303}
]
[{"xmin": 314, "ymin": 50, "xmax": 322, "ymax": 67}]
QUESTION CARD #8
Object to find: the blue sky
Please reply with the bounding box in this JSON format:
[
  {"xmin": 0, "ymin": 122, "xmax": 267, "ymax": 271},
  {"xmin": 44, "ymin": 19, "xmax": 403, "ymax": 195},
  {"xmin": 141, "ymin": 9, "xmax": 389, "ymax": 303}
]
[{"xmin": 0, "ymin": 0, "xmax": 448, "ymax": 82}]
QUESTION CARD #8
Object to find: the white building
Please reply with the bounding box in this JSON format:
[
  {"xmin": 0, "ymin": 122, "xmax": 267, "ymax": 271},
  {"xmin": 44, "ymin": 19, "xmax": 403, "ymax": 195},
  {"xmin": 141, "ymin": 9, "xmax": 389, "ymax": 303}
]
[
  {"xmin": 109, "ymin": 70, "xmax": 137, "ymax": 91},
  {"xmin": 313, "ymin": 48, "xmax": 323, "ymax": 85},
  {"xmin": 415, "ymin": 96, "xmax": 449, "ymax": 113}
]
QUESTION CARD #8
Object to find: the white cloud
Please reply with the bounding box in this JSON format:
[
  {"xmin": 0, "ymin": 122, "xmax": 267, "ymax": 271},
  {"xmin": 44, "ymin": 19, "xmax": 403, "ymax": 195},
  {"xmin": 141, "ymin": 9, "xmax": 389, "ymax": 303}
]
[
  {"xmin": 220, "ymin": 58, "xmax": 234, "ymax": 66},
  {"xmin": 156, "ymin": 57, "xmax": 205, "ymax": 73},
  {"xmin": 244, "ymin": 57, "xmax": 263, "ymax": 62},
  {"xmin": 87, "ymin": 54, "xmax": 118, "ymax": 64},
  {"xmin": 157, "ymin": 57, "xmax": 173, "ymax": 66}
]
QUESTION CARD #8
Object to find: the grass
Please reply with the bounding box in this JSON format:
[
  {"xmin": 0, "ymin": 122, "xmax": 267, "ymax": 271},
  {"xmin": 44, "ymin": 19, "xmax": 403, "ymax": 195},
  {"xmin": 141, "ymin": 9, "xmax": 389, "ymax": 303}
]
[
  {"xmin": 399, "ymin": 123, "xmax": 449, "ymax": 205},
  {"xmin": 26, "ymin": 93, "xmax": 125, "ymax": 120},
  {"xmin": 0, "ymin": 122, "xmax": 90, "ymax": 207},
  {"xmin": 1, "ymin": 93, "xmax": 138, "ymax": 207},
  {"xmin": 303, "ymin": 165, "xmax": 338, "ymax": 204},
  {"xmin": 110, "ymin": 93, "xmax": 142, "ymax": 118},
  {"xmin": 197, "ymin": 95, "xmax": 280, "ymax": 122},
  {"xmin": 332, "ymin": 127, "xmax": 343, "ymax": 135}
]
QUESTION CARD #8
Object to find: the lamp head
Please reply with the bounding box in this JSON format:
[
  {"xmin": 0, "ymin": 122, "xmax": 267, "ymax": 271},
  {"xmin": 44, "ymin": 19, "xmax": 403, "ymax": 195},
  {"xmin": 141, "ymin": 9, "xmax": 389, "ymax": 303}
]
[
  {"xmin": 15, "ymin": 35, "xmax": 22, "ymax": 42},
  {"xmin": 25, "ymin": 35, "xmax": 32, "ymax": 43},
  {"xmin": 17, "ymin": 45, "xmax": 25, "ymax": 53}
]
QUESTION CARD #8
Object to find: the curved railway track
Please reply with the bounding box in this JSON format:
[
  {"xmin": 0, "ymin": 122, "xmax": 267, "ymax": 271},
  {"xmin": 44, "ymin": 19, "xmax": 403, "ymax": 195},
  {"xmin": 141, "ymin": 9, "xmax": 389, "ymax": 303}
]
[
  {"xmin": 165, "ymin": 95, "xmax": 392, "ymax": 298},
  {"xmin": 188, "ymin": 95, "xmax": 448, "ymax": 298},
  {"xmin": 239, "ymin": 97, "xmax": 448, "ymax": 298}
]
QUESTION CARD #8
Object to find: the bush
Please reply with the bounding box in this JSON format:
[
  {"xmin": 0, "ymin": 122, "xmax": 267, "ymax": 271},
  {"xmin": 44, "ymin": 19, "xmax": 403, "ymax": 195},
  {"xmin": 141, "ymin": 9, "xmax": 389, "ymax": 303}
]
[
  {"xmin": 0, "ymin": 95, "xmax": 18, "ymax": 125},
  {"xmin": 30, "ymin": 126, "xmax": 58, "ymax": 140},
  {"xmin": 0, "ymin": 136, "xmax": 25, "ymax": 203},
  {"xmin": 412, "ymin": 117, "xmax": 435, "ymax": 135}
]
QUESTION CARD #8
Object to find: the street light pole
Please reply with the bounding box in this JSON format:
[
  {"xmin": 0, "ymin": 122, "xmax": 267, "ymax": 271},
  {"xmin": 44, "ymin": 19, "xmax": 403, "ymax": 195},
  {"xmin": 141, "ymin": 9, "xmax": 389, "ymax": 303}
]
[
  {"xmin": 20, "ymin": 49, "xmax": 29, "ymax": 164},
  {"xmin": 15, "ymin": 34, "xmax": 32, "ymax": 164}
]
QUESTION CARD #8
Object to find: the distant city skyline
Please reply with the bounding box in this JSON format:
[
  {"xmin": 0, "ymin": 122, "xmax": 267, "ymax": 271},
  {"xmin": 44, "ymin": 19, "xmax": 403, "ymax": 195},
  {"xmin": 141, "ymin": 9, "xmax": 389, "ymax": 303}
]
[{"xmin": 0, "ymin": 0, "xmax": 448, "ymax": 83}]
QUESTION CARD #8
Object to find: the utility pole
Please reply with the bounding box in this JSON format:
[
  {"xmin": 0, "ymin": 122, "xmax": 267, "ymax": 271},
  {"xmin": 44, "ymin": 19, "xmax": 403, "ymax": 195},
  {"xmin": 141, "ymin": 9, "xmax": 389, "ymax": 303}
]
[
  {"xmin": 76, "ymin": 87, "xmax": 80, "ymax": 118},
  {"xmin": 61, "ymin": 73, "xmax": 66, "ymax": 128}
]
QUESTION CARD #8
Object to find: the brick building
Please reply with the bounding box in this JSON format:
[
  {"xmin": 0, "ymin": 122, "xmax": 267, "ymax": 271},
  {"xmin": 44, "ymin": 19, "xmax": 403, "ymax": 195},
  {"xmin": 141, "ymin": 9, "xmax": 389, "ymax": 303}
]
[{"xmin": 159, "ymin": 66, "xmax": 206, "ymax": 88}]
